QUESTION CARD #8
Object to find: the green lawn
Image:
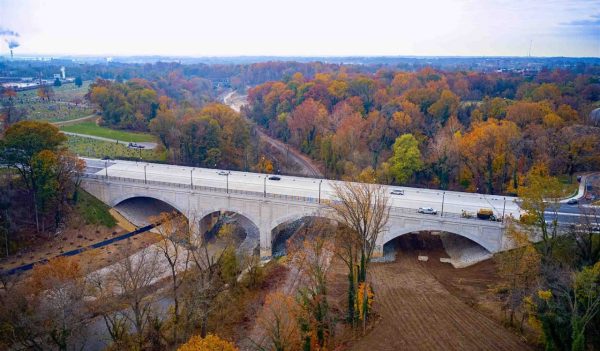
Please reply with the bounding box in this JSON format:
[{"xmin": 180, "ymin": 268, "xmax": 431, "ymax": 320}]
[
  {"xmin": 74, "ymin": 189, "xmax": 117, "ymax": 227},
  {"xmin": 61, "ymin": 121, "xmax": 156, "ymax": 143},
  {"xmin": 66, "ymin": 135, "xmax": 166, "ymax": 161}
]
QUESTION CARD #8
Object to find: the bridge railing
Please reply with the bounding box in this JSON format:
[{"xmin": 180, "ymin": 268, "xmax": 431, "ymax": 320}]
[{"xmin": 82, "ymin": 174, "xmax": 504, "ymax": 227}]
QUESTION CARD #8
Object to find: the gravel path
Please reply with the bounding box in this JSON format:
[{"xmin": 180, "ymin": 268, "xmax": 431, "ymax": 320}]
[{"xmin": 223, "ymin": 91, "xmax": 324, "ymax": 177}]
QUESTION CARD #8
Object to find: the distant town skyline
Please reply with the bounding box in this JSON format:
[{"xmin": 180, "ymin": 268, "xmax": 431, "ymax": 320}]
[{"xmin": 1, "ymin": 0, "xmax": 599, "ymax": 58}]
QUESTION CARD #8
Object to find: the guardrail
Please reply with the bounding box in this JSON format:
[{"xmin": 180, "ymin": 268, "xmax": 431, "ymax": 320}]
[{"xmin": 81, "ymin": 173, "xmax": 504, "ymax": 226}]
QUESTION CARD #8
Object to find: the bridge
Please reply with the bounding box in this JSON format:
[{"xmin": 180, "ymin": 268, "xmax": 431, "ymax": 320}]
[{"xmin": 80, "ymin": 158, "xmax": 521, "ymax": 260}]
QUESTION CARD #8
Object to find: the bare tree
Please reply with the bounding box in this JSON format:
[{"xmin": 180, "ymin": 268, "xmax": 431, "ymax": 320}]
[
  {"xmin": 289, "ymin": 218, "xmax": 336, "ymax": 349},
  {"xmin": 108, "ymin": 243, "xmax": 164, "ymax": 350},
  {"xmin": 568, "ymin": 206, "xmax": 600, "ymax": 267},
  {"xmin": 89, "ymin": 271, "xmax": 131, "ymax": 349},
  {"xmin": 184, "ymin": 223, "xmax": 234, "ymax": 338},
  {"xmin": 327, "ymin": 180, "xmax": 389, "ymax": 328},
  {"xmin": 152, "ymin": 211, "xmax": 191, "ymax": 344}
]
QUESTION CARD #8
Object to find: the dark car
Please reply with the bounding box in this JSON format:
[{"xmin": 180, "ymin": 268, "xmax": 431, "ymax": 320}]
[
  {"xmin": 567, "ymin": 198, "xmax": 578, "ymax": 205},
  {"xmin": 268, "ymin": 176, "xmax": 281, "ymax": 181}
]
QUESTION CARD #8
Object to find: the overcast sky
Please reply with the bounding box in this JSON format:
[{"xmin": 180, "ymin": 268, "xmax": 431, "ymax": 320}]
[{"xmin": 1, "ymin": 0, "xmax": 599, "ymax": 57}]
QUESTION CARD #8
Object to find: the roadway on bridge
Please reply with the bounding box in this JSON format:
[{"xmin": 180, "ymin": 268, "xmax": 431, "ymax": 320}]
[{"xmin": 84, "ymin": 158, "xmax": 522, "ymax": 220}]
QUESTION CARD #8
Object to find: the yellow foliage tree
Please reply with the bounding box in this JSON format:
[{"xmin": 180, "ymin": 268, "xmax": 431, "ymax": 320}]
[
  {"xmin": 178, "ymin": 334, "xmax": 238, "ymax": 351},
  {"xmin": 355, "ymin": 282, "xmax": 374, "ymax": 321}
]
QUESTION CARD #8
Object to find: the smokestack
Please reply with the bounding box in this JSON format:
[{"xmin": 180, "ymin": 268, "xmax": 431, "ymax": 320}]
[
  {"xmin": 61, "ymin": 66, "xmax": 66, "ymax": 79},
  {"xmin": 0, "ymin": 27, "xmax": 20, "ymax": 59},
  {"xmin": 6, "ymin": 40, "xmax": 19, "ymax": 59}
]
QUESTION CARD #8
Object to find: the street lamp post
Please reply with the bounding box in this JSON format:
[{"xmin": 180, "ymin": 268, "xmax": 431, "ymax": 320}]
[
  {"xmin": 441, "ymin": 191, "xmax": 445, "ymax": 217},
  {"xmin": 104, "ymin": 161, "xmax": 108, "ymax": 178},
  {"xmin": 263, "ymin": 176, "xmax": 267, "ymax": 197},
  {"xmin": 226, "ymin": 172, "xmax": 229, "ymax": 194},
  {"xmin": 318, "ymin": 180, "xmax": 323, "ymax": 204},
  {"xmin": 144, "ymin": 164, "xmax": 147, "ymax": 184},
  {"xmin": 190, "ymin": 169, "xmax": 194, "ymax": 188},
  {"xmin": 502, "ymin": 197, "xmax": 506, "ymax": 223}
]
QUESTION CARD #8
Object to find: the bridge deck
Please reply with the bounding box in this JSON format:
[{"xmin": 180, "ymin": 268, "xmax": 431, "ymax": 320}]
[{"xmin": 83, "ymin": 158, "xmax": 521, "ymax": 220}]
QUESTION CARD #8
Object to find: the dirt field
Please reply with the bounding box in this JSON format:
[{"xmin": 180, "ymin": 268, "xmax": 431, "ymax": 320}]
[{"xmin": 349, "ymin": 234, "xmax": 531, "ymax": 351}]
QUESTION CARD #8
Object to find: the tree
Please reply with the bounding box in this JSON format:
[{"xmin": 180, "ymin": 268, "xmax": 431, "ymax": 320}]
[
  {"xmin": 289, "ymin": 218, "xmax": 336, "ymax": 349},
  {"xmin": 427, "ymin": 89, "xmax": 459, "ymax": 124},
  {"xmin": 184, "ymin": 223, "xmax": 234, "ymax": 338},
  {"xmin": 459, "ymin": 119, "xmax": 520, "ymax": 194},
  {"xmin": 29, "ymin": 257, "xmax": 90, "ymax": 350},
  {"xmin": 108, "ymin": 245, "xmax": 164, "ymax": 350},
  {"xmin": 37, "ymin": 85, "xmax": 54, "ymax": 100},
  {"xmin": 152, "ymin": 212, "xmax": 191, "ymax": 344},
  {"xmin": 0, "ymin": 121, "xmax": 81, "ymax": 233},
  {"xmin": 388, "ymin": 133, "xmax": 423, "ymax": 184},
  {"xmin": 0, "ymin": 88, "xmax": 26, "ymax": 129},
  {"xmin": 74, "ymin": 76, "xmax": 83, "ymax": 87},
  {"xmin": 255, "ymin": 292, "xmax": 302, "ymax": 351},
  {"xmin": 496, "ymin": 223, "xmax": 541, "ymax": 329},
  {"xmin": 178, "ymin": 334, "xmax": 238, "ymax": 351},
  {"xmin": 518, "ymin": 163, "xmax": 569, "ymax": 259},
  {"xmin": 328, "ymin": 181, "xmax": 389, "ymax": 328}
]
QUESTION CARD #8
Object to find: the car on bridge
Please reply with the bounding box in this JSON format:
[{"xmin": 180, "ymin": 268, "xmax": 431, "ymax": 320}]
[
  {"xmin": 390, "ymin": 189, "xmax": 405, "ymax": 195},
  {"xmin": 268, "ymin": 175, "xmax": 281, "ymax": 181},
  {"xmin": 218, "ymin": 171, "xmax": 230, "ymax": 176},
  {"xmin": 418, "ymin": 207, "xmax": 437, "ymax": 215}
]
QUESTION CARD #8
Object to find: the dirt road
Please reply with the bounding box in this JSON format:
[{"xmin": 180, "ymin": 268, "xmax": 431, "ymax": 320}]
[
  {"xmin": 223, "ymin": 91, "xmax": 323, "ymax": 177},
  {"xmin": 51, "ymin": 114, "xmax": 98, "ymax": 126},
  {"xmin": 351, "ymin": 248, "xmax": 530, "ymax": 351}
]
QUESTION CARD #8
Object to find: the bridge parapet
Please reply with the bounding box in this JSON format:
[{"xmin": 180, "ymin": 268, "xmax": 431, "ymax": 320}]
[{"xmin": 81, "ymin": 173, "xmax": 508, "ymax": 259}]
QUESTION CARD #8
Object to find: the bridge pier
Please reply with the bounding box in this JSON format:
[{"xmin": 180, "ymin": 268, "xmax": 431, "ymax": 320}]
[{"xmin": 259, "ymin": 227, "xmax": 272, "ymax": 261}]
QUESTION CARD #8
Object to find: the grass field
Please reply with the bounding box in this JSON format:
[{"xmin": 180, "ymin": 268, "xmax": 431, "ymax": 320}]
[
  {"xmin": 66, "ymin": 135, "xmax": 166, "ymax": 161},
  {"xmin": 61, "ymin": 121, "xmax": 156, "ymax": 142},
  {"xmin": 15, "ymin": 81, "xmax": 94, "ymax": 122},
  {"xmin": 74, "ymin": 189, "xmax": 117, "ymax": 227},
  {"xmin": 19, "ymin": 102, "xmax": 94, "ymax": 122},
  {"xmin": 17, "ymin": 81, "xmax": 91, "ymax": 101}
]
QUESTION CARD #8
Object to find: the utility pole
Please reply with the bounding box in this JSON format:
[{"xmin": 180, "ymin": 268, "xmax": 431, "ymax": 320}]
[
  {"xmin": 226, "ymin": 172, "xmax": 229, "ymax": 194},
  {"xmin": 144, "ymin": 165, "xmax": 147, "ymax": 184},
  {"xmin": 105, "ymin": 161, "xmax": 108, "ymax": 178},
  {"xmin": 190, "ymin": 169, "xmax": 194, "ymax": 188}
]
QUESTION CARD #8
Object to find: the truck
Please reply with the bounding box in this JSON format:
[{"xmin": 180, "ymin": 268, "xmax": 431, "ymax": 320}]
[{"xmin": 477, "ymin": 208, "xmax": 496, "ymax": 221}]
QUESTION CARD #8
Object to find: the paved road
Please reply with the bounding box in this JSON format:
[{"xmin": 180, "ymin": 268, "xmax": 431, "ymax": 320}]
[
  {"xmin": 223, "ymin": 91, "xmax": 324, "ymax": 177},
  {"xmin": 83, "ymin": 158, "xmax": 522, "ymax": 220},
  {"xmin": 63, "ymin": 131, "xmax": 158, "ymax": 149}
]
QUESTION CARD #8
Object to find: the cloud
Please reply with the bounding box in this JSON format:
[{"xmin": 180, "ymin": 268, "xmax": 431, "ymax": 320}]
[{"xmin": 562, "ymin": 14, "xmax": 600, "ymax": 26}]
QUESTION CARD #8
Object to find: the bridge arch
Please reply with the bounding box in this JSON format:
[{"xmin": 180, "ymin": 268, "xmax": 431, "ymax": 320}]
[
  {"xmin": 269, "ymin": 208, "xmax": 326, "ymax": 233},
  {"xmin": 382, "ymin": 225, "xmax": 495, "ymax": 253},
  {"xmin": 110, "ymin": 193, "xmax": 188, "ymax": 217}
]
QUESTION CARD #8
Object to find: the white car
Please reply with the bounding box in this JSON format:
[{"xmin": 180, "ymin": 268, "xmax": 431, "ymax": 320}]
[
  {"xmin": 218, "ymin": 171, "xmax": 230, "ymax": 176},
  {"xmin": 390, "ymin": 189, "xmax": 404, "ymax": 195},
  {"xmin": 417, "ymin": 207, "xmax": 437, "ymax": 215}
]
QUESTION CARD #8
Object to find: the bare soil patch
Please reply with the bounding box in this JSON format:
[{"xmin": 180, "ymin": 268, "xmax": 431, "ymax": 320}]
[{"xmin": 347, "ymin": 234, "xmax": 531, "ymax": 351}]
